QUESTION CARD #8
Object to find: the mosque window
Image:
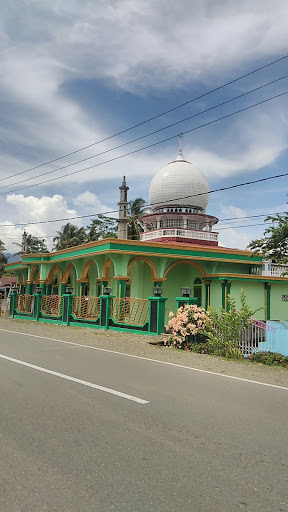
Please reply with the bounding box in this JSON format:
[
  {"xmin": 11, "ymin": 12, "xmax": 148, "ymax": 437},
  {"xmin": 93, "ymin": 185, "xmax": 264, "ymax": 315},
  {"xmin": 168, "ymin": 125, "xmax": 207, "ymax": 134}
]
[
  {"xmin": 194, "ymin": 277, "xmax": 202, "ymax": 307},
  {"xmin": 166, "ymin": 218, "xmax": 182, "ymax": 228},
  {"xmin": 187, "ymin": 220, "xmax": 196, "ymax": 230},
  {"xmin": 159, "ymin": 220, "xmax": 163, "ymax": 228}
]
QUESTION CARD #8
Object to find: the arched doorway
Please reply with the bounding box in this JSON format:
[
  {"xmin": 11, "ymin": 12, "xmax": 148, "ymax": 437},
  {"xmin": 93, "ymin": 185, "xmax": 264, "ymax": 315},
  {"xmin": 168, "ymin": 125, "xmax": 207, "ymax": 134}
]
[
  {"xmin": 80, "ymin": 260, "xmax": 98, "ymax": 296},
  {"xmin": 127, "ymin": 257, "xmax": 156, "ymax": 298}
]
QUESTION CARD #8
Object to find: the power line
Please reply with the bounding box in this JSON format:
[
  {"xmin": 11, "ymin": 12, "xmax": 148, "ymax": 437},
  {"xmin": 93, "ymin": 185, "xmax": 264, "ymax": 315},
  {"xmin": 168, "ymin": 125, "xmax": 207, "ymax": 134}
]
[
  {"xmin": 0, "ymin": 210, "xmax": 119, "ymax": 227},
  {"xmin": 1, "ymin": 74, "xmax": 288, "ymax": 193},
  {"xmin": 1, "ymin": 89, "xmax": 288, "ymax": 197},
  {"xmin": 1, "ymin": 53, "xmax": 287, "ymax": 184},
  {"xmin": 0, "ymin": 192, "xmax": 286, "ymax": 233},
  {"xmin": 217, "ymin": 212, "xmax": 285, "ymax": 223},
  {"xmin": 217, "ymin": 221, "xmax": 273, "ymax": 230}
]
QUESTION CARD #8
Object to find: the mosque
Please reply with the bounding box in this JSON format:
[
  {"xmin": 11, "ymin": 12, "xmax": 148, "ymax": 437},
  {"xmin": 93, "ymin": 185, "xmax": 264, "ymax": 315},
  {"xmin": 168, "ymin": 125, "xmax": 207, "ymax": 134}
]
[{"xmin": 5, "ymin": 142, "xmax": 288, "ymax": 331}]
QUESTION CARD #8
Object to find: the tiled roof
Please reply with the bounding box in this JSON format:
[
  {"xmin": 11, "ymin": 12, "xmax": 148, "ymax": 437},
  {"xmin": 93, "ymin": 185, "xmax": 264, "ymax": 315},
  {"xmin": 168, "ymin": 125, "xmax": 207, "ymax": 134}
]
[{"xmin": 0, "ymin": 276, "xmax": 18, "ymax": 286}]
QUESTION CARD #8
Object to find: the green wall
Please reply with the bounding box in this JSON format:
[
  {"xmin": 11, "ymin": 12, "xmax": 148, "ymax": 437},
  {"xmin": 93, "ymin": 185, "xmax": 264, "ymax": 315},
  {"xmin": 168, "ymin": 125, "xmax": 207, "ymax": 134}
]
[
  {"xmin": 270, "ymin": 282, "xmax": 288, "ymax": 320},
  {"xmin": 228, "ymin": 280, "xmax": 265, "ymax": 320}
]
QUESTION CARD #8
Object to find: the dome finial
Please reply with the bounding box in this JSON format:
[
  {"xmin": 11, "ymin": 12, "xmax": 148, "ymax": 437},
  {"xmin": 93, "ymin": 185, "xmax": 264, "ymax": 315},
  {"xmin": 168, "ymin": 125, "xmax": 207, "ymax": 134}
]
[{"xmin": 177, "ymin": 132, "xmax": 184, "ymax": 160}]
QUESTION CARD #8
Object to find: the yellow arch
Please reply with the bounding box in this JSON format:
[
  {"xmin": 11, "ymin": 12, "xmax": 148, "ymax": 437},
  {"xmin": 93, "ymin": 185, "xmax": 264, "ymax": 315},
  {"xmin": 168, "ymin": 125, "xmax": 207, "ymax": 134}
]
[
  {"xmin": 127, "ymin": 256, "xmax": 158, "ymax": 281},
  {"xmin": 80, "ymin": 260, "xmax": 98, "ymax": 281},
  {"xmin": 63, "ymin": 263, "xmax": 77, "ymax": 283},
  {"xmin": 30, "ymin": 265, "xmax": 40, "ymax": 282},
  {"xmin": 164, "ymin": 260, "xmax": 206, "ymax": 279},
  {"xmin": 47, "ymin": 265, "xmax": 63, "ymax": 284},
  {"xmin": 103, "ymin": 257, "xmax": 115, "ymax": 280}
]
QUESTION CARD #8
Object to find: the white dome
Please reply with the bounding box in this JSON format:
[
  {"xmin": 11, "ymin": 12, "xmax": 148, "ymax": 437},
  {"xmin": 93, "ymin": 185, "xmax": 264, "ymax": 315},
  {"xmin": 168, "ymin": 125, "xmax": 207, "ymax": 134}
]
[{"xmin": 149, "ymin": 155, "xmax": 210, "ymax": 211}]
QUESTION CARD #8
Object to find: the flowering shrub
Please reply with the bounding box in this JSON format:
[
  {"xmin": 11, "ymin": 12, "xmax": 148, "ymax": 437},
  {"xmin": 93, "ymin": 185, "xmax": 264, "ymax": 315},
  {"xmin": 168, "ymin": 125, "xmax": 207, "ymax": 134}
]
[
  {"xmin": 167, "ymin": 304, "xmax": 212, "ymax": 345},
  {"xmin": 249, "ymin": 351, "xmax": 288, "ymax": 367}
]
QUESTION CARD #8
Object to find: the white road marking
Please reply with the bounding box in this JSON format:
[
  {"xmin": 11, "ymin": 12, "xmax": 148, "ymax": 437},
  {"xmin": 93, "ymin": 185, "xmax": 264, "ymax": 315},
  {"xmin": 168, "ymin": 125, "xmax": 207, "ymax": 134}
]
[
  {"xmin": 0, "ymin": 327, "xmax": 288, "ymax": 391},
  {"xmin": 0, "ymin": 352, "xmax": 149, "ymax": 405}
]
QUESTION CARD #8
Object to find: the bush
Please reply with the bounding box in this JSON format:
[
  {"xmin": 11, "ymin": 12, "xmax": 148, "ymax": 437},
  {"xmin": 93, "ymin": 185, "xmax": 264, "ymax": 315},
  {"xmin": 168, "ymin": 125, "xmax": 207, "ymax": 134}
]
[
  {"xmin": 249, "ymin": 351, "xmax": 288, "ymax": 367},
  {"xmin": 166, "ymin": 304, "xmax": 212, "ymax": 346},
  {"xmin": 206, "ymin": 290, "xmax": 261, "ymax": 359}
]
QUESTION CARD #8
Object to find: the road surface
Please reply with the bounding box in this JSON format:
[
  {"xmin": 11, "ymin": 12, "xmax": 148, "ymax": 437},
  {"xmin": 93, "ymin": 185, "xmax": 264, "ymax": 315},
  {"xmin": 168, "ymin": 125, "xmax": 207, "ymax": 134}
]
[{"xmin": 0, "ymin": 329, "xmax": 287, "ymax": 511}]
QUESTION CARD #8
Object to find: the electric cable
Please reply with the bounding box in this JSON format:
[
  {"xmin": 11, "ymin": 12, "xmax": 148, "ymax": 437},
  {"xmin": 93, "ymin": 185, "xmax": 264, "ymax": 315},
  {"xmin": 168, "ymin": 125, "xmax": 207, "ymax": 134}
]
[
  {"xmin": 1, "ymin": 73, "xmax": 287, "ymax": 192},
  {"xmin": 1, "ymin": 89, "xmax": 288, "ymax": 197},
  {"xmin": 1, "ymin": 53, "xmax": 287, "ymax": 183}
]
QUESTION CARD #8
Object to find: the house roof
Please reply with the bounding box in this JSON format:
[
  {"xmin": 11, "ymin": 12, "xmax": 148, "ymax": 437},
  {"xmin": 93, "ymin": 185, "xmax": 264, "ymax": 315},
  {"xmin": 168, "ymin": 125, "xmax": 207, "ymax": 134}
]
[{"xmin": 0, "ymin": 276, "xmax": 18, "ymax": 287}]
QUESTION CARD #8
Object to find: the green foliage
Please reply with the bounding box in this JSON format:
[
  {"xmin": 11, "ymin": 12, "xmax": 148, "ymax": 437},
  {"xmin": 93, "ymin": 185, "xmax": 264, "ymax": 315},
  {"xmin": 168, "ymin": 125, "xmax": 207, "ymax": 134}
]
[
  {"xmin": 14, "ymin": 234, "xmax": 48, "ymax": 255},
  {"xmin": 0, "ymin": 238, "xmax": 7, "ymax": 276},
  {"xmin": 248, "ymin": 205, "xmax": 288, "ymax": 265},
  {"xmin": 128, "ymin": 198, "xmax": 147, "ymax": 240},
  {"xmin": 207, "ymin": 290, "xmax": 261, "ymax": 358},
  {"xmin": 86, "ymin": 215, "xmax": 117, "ymax": 241},
  {"xmin": 53, "ymin": 223, "xmax": 87, "ymax": 250},
  {"xmin": 249, "ymin": 351, "xmax": 288, "ymax": 367}
]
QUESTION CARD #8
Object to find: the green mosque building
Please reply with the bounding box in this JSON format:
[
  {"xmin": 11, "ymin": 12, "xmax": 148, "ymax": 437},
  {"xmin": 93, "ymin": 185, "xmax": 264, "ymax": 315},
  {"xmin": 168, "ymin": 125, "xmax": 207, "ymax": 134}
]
[{"xmin": 5, "ymin": 145, "xmax": 288, "ymax": 334}]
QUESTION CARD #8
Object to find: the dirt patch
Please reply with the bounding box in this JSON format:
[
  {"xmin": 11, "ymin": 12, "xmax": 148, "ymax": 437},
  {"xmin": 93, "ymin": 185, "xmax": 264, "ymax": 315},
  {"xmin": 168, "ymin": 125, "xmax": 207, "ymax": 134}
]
[{"xmin": 0, "ymin": 317, "xmax": 287, "ymax": 388}]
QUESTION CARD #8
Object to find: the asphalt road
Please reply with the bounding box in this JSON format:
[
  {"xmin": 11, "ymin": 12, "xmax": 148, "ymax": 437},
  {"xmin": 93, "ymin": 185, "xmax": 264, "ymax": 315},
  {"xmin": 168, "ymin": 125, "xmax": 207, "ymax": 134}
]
[{"xmin": 0, "ymin": 330, "xmax": 287, "ymax": 512}]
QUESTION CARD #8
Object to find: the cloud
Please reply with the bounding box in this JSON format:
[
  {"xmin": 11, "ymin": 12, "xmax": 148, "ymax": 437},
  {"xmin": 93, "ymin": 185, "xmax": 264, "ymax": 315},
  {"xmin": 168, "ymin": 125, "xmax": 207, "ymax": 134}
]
[
  {"xmin": 1, "ymin": 191, "xmax": 119, "ymax": 254},
  {"xmin": 73, "ymin": 191, "xmax": 118, "ymax": 217},
  {"xmin": 3, "ymin": 194, "xmax": 80, "ymax": 252}
]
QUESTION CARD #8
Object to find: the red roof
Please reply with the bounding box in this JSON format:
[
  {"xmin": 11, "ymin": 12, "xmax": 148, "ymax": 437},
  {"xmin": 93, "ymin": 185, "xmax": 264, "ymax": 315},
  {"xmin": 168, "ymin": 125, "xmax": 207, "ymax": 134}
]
[{"xmin": 0, "ymin": 276, "xmax": 18, "ymax": 287}]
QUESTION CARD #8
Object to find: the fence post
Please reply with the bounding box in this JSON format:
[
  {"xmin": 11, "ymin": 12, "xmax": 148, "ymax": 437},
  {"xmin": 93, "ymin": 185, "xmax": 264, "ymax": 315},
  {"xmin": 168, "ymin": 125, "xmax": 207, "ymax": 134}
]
[
  {"xmin": 100, "ymin": 295, "xmax": 114, "ymax": 329},
  {"xmin": 9, "ymin": 289, "xmax": 18, "ymax": 318},
  {"xmin": 62, "ymin": 294, "xmax": 73, "ymax": 326},
  {"xmin": 33, "ymin": 292, "xmax": 42, "ymax": 321},
  {"xmin": 175, "ymin": 297, "xmax": 197, "ymax": 309},
  {"xmin": 148, "ymin": 296, "xmax": 167, "ymax": 334}
]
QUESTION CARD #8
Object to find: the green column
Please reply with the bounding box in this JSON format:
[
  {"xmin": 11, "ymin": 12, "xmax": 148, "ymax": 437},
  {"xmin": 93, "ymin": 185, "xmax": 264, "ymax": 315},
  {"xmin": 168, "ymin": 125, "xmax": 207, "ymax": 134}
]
[
  {"xmin": 221, "ymin": 280, "xmax": 231, "ymax": 311},
  {"xmin": 204, "ymin": 281, "xmax": 211, "ymax": 310},
  {"xmin": 39, "ymin": 281, "xmax": 46, "ymax": 294},
  {"xmin": 46, "ymin": 284, "xmax": 52, "ymax": 295},
  {"xmin": 100, "ymin": 295, "xmax": 114, "ymax": 329},
  {"xmin": 148, "ymin": 296, "xmax": 168, "ymax": 334},
  {"xmin": 97, "ymin": 280, "xmax": 108, "ymax": 297},
  {"xmin": 60, "ymin": 283, "xmax": 67, "ymax": 295},
  {"xmin": 33, "ymin": 292, "xmax": 42, "ymax": 321},
  {"xmin": 9, "ymin": 290, "xmax": 18, "ymax": 318},
  {"xmin": 78, "ymin": 281, "xmax": 86, "ymax": 296},
  {"xmin": 62, "ymin": 294, "xmax": 73, "ymax": 326},
  {"xmin": 26, "ymin": 282, "xmax": 32, "ymax": 295},
  {"xmin": 115, "ymin": 279, "xmax": 127, "ymax": 299},
  {"xmin": 264, "ymin": 282, "xmax": 271, "ymax": 320}
]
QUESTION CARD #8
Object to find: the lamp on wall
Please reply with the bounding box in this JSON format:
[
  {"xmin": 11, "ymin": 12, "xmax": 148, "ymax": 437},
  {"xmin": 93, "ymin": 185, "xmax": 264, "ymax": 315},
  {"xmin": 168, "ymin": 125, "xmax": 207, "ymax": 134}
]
[
  {"xmin": 35, "ymin": 286, "xmax": 42, "ymax": 294},
  {"xmin": 153, "ymin": 286, "xmax": 163, "ymax": 297},
  {"xmin": 181, "ymin": 286, "xmax": 191, "ymax": 298},
  {"xmin": 65, "ymin": 285, "xmax": 73, "ymax": 294},
  {"xmin": 103, "ymin": 286, "xmax": 112, "ymax": 295}
]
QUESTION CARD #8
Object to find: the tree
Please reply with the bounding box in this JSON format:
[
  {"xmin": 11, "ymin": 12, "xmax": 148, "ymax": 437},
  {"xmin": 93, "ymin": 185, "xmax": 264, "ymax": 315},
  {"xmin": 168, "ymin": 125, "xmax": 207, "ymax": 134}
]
[
  {"xmin": 248, "ymin": 208, "xmax": 288, "ymax": 264},
  {"xmin": 53, "ymin": 223, "xmax": 87, "ymax": 250},
  {"xmin": 86, "ymin": 214, "xmax": 117, "ymax": 241},
  {"xmin": 14, "ymin": 233, "xmax": 48, "ymax": 255},
  {"xmin": 0, "ymin": 239, "xmax": 7, "ymax": 276},
  {"xmin": 128, "ymin": 198, "xmax": 147, "ymax": 240}
]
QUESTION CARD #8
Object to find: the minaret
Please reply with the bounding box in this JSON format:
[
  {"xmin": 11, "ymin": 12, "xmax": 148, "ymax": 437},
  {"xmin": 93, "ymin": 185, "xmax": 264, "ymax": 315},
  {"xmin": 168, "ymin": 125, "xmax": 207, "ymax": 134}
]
[
  {"xmin": 21, "ymin": 230, "xmax": 27, "ymax": 254},
  {"xmin": 117, "ymin": 176, "xmax": 129, "ymax": 239}
]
